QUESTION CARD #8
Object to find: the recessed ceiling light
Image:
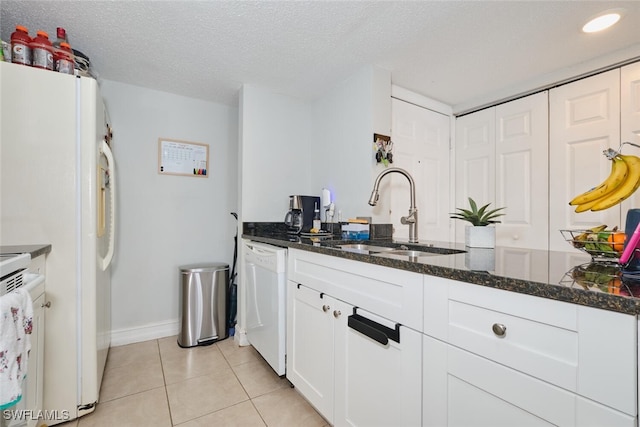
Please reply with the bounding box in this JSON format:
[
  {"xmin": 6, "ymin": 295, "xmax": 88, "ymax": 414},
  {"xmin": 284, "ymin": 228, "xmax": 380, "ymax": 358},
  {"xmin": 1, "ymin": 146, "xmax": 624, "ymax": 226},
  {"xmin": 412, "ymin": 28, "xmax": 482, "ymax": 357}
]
[{"xmin": 582, "ymin": 9, "xmax": 624, "ymax": 33}]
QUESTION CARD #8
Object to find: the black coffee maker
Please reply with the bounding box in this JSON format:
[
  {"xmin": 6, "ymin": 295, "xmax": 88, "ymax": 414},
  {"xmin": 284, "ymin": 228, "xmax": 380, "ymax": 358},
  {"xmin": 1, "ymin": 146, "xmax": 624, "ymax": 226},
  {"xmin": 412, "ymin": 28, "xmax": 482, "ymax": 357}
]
[{"xmin": 285, "ymin": 195, "xmax": 320, "ymax": 234}]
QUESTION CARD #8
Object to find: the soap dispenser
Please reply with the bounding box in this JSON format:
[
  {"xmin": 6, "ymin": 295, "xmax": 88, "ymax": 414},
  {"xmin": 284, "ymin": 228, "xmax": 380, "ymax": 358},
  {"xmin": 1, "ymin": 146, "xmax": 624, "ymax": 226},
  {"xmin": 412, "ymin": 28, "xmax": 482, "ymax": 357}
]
[{"xmin": 313, "ymin": 202, "xmax": 321, "ymax": 230}]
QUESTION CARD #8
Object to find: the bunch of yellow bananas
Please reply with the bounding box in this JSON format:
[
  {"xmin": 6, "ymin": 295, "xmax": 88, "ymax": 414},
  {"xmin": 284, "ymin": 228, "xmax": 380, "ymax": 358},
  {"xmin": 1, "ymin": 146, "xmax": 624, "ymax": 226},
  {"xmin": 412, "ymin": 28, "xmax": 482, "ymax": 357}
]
[{"xmin": 570, "ymin": 152, "xmax": 640, "ymax": 212}]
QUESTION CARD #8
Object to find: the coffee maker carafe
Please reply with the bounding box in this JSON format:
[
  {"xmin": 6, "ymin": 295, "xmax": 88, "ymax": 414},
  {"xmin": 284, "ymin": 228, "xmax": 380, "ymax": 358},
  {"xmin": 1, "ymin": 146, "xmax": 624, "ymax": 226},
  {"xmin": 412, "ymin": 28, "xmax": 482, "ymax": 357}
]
[
  {"xmin": 285, "ymin": 195, "xmax": 321, "ymax": 234},
  {"xmin": 285, "ymin": 196, "xmax": 304, "ymax": 234}
]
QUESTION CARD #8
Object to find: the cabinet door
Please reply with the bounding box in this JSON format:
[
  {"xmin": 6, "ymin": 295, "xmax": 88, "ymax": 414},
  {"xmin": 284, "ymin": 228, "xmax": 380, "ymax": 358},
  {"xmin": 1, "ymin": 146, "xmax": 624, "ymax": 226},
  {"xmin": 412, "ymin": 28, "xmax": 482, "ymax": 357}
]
[
  {"xmin": 620, "ymin": 61, "xmax": 640, "ymax": 215},
  {"xmin": 26, "ymin": 292, "xmax": 45, "ymax": 427},
  {"xmin": 391, "ymin": 98, "xmax": 451, "ymax": 242},
  {"xmin": 549, "ymin": 69, "xmax": 621, "ymax": 251},
  {"xmin": 286, "ymin": 281, "xmax": 336, "ymax": 423},
  {"xmin": 335, "ymin": 308, "xmax": 422, "ymax": 427},
  {"xmin": 495, "ymin": 92, "xmax": 549, "ymax": 249},
  {"xmin": 454, "ymin": 108, "xmax": 495, "ymax": 243},
  {"xmin": 422, "ymin": 335, "xmax": 635, "ymax": 427}
]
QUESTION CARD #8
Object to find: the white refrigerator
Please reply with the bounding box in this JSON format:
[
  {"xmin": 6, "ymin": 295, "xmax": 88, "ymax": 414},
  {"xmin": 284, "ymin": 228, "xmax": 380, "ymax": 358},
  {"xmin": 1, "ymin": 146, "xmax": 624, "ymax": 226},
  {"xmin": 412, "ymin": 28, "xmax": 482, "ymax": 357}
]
[{"xmin": 0, "ymin": 61, "xmax": 115, "ymax": 424}]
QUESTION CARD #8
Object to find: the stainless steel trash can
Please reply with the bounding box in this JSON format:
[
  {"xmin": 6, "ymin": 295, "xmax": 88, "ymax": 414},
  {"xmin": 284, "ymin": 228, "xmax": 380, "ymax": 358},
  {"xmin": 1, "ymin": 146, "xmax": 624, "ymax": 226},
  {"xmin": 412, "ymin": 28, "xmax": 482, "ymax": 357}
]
[{"xmin": 178, "ymin": 263, "xmax": 229, "ymax": 347}]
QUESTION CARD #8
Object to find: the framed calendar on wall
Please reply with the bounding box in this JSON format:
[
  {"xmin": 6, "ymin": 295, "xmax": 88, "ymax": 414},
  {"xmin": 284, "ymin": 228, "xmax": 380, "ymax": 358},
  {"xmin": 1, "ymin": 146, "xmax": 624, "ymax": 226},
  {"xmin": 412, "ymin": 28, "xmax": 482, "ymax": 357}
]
[{"xmin": 158, "ymin": 138, "xmax": 209, "ymax": 177}]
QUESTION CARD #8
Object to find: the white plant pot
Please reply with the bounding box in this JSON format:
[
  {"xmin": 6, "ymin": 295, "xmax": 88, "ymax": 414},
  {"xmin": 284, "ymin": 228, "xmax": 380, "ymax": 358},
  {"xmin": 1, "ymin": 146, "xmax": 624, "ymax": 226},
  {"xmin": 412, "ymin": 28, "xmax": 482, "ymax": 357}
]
[
  {"xmin": 465, "ymin": 247, "xmax": 496, "ymax": 271},
  {"xmin": 465, "ymin": 226, "xmax": 495, "ymax": 248}
]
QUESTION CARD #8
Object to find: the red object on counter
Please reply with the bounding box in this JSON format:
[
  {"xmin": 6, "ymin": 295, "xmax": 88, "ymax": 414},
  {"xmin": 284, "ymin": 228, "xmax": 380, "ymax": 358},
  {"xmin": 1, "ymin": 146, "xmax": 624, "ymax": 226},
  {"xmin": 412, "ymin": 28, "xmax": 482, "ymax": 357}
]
[
  {"xmin": 54, "ymin": 42, "xmax": 75, "ymax": 74},
  {"xmin": 31, "ymin": 30, "xmax": 54, "ymax": 70},
  {"xmin": 10, "ymin": 25, "xmax": 32, "ymax": 66}
]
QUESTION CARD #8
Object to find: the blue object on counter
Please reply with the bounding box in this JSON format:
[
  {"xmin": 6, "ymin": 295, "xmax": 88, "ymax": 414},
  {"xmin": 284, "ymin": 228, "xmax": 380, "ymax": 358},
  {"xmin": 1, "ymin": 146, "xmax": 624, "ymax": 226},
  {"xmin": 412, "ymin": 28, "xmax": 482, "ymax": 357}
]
[{"xmin": 341, "ymin": 230, "xmax": 370, "ymax": 240}]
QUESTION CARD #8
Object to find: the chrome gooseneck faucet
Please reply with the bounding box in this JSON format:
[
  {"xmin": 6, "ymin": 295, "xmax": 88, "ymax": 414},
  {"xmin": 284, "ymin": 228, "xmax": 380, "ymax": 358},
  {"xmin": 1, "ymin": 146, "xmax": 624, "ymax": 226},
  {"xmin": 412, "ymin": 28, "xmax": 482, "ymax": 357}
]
[{"xmin": 368, "ymin": 167, "xmax": 418, "ymax": 243}]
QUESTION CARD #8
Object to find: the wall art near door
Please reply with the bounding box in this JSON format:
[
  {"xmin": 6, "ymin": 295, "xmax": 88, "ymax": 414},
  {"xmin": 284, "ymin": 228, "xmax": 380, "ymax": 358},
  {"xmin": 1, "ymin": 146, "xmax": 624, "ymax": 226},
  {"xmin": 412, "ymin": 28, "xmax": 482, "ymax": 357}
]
[{"xmin": 158, "ymin": 138, "xmax": 209, "ymax": 177}]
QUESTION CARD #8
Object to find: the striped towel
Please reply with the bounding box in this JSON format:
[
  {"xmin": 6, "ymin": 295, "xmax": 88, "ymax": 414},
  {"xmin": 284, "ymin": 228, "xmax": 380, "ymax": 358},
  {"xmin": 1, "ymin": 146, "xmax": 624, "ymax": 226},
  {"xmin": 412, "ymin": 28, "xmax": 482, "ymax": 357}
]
[{"xmin": 0, "ymin": 288, "xmax": 33, "ymax": 410}]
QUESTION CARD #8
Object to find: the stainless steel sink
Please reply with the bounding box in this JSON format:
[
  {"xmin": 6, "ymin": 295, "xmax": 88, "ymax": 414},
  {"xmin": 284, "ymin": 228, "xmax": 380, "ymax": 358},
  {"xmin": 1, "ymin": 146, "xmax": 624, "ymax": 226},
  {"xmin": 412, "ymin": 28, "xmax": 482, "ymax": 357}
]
[
  {"xmin": 379, "ymin": 250, "xmax": 443, "ymax": 257},
  {"xmin": 335, "ymin": 242, "xmax": 465, "ymax": 257},
  {"xmin": 337, "ymin": 244, "xmax": 396, "ymax": 254},
  {"xmin": 372, "ymin": 247, "xmax": 466, "ymax": 259}
]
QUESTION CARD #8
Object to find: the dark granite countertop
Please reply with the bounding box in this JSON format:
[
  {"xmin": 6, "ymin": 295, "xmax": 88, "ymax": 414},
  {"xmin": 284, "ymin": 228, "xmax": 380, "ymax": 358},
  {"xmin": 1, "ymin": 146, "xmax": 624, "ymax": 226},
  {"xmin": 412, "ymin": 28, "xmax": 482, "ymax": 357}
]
[
  {"xmin": 1, "ymin": 244, "xmax": 51, "ymax": 260},
  {"xmin": 242, "ymin": 225, "xmax": 640, "ymax": 316}
]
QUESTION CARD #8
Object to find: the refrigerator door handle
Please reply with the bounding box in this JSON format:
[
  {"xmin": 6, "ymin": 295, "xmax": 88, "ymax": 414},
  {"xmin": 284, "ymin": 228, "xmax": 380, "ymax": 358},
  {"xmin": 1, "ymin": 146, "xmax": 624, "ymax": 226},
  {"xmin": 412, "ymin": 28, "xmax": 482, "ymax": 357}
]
[{"xmin": 99, "ymin": 139, "xmax": 116, "ymax": 271}]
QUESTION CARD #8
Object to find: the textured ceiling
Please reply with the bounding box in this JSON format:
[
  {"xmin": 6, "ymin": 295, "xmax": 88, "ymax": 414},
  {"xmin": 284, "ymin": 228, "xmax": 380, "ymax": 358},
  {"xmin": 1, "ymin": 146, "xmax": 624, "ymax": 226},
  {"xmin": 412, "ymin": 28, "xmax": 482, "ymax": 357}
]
[{"xmin": 2, "ymin": 1, "xmax": 640, "ymax": 113}]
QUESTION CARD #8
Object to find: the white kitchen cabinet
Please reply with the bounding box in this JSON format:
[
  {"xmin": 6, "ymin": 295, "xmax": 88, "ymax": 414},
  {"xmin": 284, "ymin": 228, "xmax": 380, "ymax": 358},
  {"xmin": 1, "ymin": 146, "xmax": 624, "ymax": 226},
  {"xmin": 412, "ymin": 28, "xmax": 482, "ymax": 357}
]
[
  {"xmin": 26, "ymin": 291, "xmax": 45, "ymax": 427},
  {"xmin": 549, "ymin": 69, "xmax": 622, "ymax": 250},
  {"xmin": 287, "ymin": 248, "xmax": 423, "ymax": 331},
  {"xmin": 423, "ymin": 276, "xmax": 637, "ymax": 426},
  {"xmin": 391, "ymin": 98, "xmax": 451, "ymax": 242},
  {"xmin": 423, "ymin": 335, "xmax": 635, "ymax": 427},
  {"xmin": 455, "ymin": 92, "xmax": 549, "ymax": 250},
  {"xmin": 286, "ymin": 281, "xmax": 344, "ymax": 423},
  {"xmin": 9, "ymin": 278, "xmax": 46, "ymax": 427},
  {"xmin": 286, "ymin": 249, "xmax": 423, "ymax": 426},
  {"xmin": 335, "ymin": 307, "xmax": 422, "ymax": 427}
]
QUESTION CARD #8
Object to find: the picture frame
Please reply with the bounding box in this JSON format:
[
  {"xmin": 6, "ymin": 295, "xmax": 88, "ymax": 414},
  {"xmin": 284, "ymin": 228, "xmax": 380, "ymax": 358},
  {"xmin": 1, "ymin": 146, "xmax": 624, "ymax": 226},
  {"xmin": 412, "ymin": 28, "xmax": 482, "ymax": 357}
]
[{"xmin": 158, "ymin": 138, "xmax": 209, "ymax": 178}]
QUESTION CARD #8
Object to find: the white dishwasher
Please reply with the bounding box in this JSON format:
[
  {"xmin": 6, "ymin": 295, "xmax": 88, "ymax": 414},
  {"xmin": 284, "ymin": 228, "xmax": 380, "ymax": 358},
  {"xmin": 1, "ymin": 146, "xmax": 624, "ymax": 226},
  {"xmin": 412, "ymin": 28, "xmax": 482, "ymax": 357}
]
[{"xmin": 242, "ymin": 241, "xmax": 287, "ymax": 375}]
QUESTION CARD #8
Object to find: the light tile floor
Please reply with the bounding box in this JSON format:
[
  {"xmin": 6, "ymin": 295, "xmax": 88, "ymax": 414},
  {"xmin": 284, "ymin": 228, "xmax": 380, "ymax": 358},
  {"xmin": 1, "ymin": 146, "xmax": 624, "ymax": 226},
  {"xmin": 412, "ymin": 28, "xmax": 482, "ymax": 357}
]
[{"xmin": 57, "ymin": 336, "xmax": 328, "ymax": 427}]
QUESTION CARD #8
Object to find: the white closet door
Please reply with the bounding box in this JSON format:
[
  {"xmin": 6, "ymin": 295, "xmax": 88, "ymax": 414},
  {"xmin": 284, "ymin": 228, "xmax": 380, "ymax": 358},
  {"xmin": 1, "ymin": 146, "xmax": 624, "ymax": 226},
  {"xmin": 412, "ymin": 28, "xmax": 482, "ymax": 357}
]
[
  {"xmin": 549, "ymin": 69, "xmax": 621, "ymax": 251},
  {"xmin": 620, "ymin": 62, "xmax": 640, "ymax": 220},
  {"xmin": 391, "ymin": 98, "xmax": 451, "ymax": 242},
  {"xmin": 495, "ymin": 92, "xmax": 549, "ymax": 249},
  {"xmin": 454, "ymin": 108, "xmax": 496, "ymax": 243}
]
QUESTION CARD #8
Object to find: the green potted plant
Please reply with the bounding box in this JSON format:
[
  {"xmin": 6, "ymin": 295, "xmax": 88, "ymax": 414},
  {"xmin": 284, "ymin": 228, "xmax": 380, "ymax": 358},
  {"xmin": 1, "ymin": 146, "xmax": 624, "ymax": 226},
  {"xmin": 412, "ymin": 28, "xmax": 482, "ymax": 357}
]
[{"xmin": 450, "ymin": 198, "xmax": 505, "ymax": 248}]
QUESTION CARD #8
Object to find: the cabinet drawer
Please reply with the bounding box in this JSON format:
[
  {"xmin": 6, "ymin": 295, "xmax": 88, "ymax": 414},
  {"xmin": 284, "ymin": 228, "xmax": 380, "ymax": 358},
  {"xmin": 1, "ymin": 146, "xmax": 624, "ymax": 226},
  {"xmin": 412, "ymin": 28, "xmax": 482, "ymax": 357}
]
[
  {"xmin": 428, "ymin": 279, "xmax": 637, "ymax": 416},
  {"xmin": 448, "ymin": 292, "xmax": 578, "ymax": 392},
  {"xmin": 288, "ymin": 249, "xmax": 423, "ymax": 331}
]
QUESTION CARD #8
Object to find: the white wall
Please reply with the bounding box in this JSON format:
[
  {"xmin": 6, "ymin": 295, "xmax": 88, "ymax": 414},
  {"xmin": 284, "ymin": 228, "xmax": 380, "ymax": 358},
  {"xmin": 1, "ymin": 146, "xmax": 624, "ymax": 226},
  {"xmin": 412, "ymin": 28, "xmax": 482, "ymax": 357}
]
[
  {"xmin": 309, "ymin": 66, "xmax": 392, "ymax": 222},
  {"xmin": 239, "ymin": 85, "xmax": 312, "ymax": 222},
  {"xmin": 101, "ymin": 80, "xmax": 238, "ymax": 345}
]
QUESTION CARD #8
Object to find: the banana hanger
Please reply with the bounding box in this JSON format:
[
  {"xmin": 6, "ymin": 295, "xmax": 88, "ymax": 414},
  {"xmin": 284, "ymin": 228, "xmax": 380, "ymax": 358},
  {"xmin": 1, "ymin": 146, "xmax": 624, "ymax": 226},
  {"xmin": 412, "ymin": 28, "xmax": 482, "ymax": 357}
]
[{"xmin": 604, "ymin": 141, "xmax": 640, "ymax": 158}]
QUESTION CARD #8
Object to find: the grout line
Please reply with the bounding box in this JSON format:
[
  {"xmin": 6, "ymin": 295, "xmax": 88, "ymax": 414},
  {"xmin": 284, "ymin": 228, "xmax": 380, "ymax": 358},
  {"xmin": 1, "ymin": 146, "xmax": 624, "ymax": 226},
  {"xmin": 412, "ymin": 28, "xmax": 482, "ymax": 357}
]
[
  {"xmin": 249, "ymin": 398, "xmax": 269, "ymax": 427},
  {"xmin": 156, "ymin": 338, "xmax": 176, "ymax": 427}
]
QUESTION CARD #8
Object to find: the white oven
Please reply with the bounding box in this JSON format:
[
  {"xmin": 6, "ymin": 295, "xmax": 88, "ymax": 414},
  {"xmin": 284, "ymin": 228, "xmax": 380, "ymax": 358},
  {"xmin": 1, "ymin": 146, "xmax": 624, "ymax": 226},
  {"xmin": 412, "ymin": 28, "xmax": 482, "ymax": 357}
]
[{"xmin": 0, "ymin": 253, "xmax": 45, "ymax": 427}]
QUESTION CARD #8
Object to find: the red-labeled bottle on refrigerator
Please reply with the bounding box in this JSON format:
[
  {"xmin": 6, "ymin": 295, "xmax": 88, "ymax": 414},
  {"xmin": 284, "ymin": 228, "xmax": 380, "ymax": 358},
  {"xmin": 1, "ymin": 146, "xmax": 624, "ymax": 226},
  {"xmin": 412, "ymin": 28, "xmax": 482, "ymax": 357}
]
[
  {"xmin": 31, "ymin": 30, "xmax": 54, "ymax": 70},
  {"xmin": 10, "ymin": 25, "xmax": 32, "ymax": 66},
  {"xmin": 52, "ymin": 27, "xmax": 68, "ymax": 49},
  {"xmin": 54, "ymin": 41, "xmax": 75, "ymax": 74}
]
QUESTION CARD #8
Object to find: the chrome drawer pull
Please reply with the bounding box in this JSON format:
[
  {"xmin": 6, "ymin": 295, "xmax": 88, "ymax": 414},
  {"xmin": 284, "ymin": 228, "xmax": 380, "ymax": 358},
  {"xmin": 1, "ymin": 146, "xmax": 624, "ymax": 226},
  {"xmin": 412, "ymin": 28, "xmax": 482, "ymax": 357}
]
[
  {"xmin": 492, "ymin": 323, "xmax": 507, "ymax": 337},
  {"xmin": 333, "ymin": 310, "xmax": 341, "ymax": 318},
  {"xmin": 322, "ymin": 305, "xmax": 330, "ymax": 312}
]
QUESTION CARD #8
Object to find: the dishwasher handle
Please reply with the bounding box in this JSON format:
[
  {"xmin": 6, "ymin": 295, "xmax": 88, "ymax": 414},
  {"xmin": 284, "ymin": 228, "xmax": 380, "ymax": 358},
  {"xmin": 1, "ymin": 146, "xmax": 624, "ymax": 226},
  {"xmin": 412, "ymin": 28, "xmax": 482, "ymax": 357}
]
[{"xmin": 348, "ymin": 308, "xmax": 400, "ymax": 345}]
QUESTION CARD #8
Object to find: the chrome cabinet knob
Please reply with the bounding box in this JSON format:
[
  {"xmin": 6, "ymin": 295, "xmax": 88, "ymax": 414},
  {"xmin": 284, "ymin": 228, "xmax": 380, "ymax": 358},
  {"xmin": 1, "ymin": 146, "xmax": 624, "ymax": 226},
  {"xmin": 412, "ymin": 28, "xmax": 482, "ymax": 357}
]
[
  {"xmin": 322, "ymin": 305, "xmax": 330, "ymax": 312},
  {"xmin": 41, "ymin": 301, "xmax": 51, "ymax": 308},
  {"xmin": 333, "ymin": 310, "xmax": 341, "ymax": 318},
  {"xmin": 492, "ymin": 323, "xmax": 507, "ymax": 337}
]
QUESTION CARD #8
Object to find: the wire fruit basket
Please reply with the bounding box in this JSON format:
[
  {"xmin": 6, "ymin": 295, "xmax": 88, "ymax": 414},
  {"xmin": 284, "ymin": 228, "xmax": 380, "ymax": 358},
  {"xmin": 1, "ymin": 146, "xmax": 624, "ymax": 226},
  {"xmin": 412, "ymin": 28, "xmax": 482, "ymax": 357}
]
[
  {"xmin": 560, "ymin": 229, "xmax": 625, "ymax": 261},
  {"xmin": 560, "ymin": 262, "xmax": 625, "ymax": 294}
]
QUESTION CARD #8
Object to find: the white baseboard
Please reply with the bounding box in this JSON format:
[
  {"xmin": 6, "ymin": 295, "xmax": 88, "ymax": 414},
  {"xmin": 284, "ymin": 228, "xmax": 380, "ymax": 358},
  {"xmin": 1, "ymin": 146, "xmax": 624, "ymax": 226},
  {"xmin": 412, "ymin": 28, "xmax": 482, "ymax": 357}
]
[{"xmin": 110, "ymin": 319, "xmax": 180, "ymax": 347}]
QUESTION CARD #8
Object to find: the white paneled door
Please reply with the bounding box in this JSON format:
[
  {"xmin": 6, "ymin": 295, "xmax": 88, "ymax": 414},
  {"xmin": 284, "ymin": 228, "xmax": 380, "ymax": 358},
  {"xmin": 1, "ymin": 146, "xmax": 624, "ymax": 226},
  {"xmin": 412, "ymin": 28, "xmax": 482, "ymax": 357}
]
[
  {"xmin": 495, "ymin": 92, "xmax": 549, "ymax": 249},
  {"xmin": 391, "ymin": 98, "xmax": 451, "ymax": 242},
  {"xmin": 455, "ymin": 92, "xmax": 548, "ymax": 249},
  {"xmin": 454, "ymin": 108, "xmax": 496, "ymax": 243},
  {"xmin": 620, "ymin": 62, "xmax": 640, "ymax": 216},
  {"xmin": 549, "ymin": 69, "xmax": 621, "ymax": 251}
]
